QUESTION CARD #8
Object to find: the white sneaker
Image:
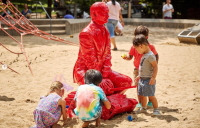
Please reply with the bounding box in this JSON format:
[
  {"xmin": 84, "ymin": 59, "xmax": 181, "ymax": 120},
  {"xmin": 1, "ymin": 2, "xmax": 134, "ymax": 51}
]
[
  {"xmin": 152, "ymin": 109, "xmax": 161, "ymax": 116},
  {"xmin": 135, "ymin": 107, "xmax": 147, "ymax": 114}
]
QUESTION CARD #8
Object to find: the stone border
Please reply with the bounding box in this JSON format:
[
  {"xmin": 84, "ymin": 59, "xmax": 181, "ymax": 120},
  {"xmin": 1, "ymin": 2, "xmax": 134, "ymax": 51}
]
[
  {"xmin": 65, "ymin": 19, "xmax": 91, "ymax": 35},
  {"xmin": 1, "ymin": 18, "xmax": 199, "ymax": 36},
  {"xmin": 124, "ymin": 18, "xmax": 199, "ymax": 29}
]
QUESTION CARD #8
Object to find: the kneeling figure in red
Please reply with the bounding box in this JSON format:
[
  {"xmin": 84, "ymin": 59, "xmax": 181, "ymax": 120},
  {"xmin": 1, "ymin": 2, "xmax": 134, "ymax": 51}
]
[{"xmin": 73, "ymin": 2, "xmax": 132, "ymax": 95}]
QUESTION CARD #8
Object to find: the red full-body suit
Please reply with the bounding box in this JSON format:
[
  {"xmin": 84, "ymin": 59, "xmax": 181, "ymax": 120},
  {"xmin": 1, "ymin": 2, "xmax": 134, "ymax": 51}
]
[{"xmin": 73, "ymin": 2, "xmax": 132, "ymax": 95}]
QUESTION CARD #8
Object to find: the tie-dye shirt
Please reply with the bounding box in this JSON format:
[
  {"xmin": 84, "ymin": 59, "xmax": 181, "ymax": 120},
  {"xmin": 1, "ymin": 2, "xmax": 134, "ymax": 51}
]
[{"xmin": 74, "ymin": 84, "xmax": 108, "ymax": 121}]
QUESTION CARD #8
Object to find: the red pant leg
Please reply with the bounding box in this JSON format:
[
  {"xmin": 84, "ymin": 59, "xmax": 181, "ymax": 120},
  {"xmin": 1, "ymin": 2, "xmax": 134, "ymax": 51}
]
[{"xmin": 108, "ymin": 71, "xmax": 132, "ymax": 93}]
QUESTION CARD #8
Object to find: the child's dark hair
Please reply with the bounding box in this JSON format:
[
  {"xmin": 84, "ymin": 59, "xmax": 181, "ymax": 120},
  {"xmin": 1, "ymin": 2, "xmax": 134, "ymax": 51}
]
[
  {"xmin": 133, "ymin": 34, "xmax": 149, "ymax": 46},
  {"xmin": 134, "ymin": 25, "xmax": 149, "ymax": 37},
  {"xmin": 84, "ymin": 69, "xmax": 102, "ymax": 86}
]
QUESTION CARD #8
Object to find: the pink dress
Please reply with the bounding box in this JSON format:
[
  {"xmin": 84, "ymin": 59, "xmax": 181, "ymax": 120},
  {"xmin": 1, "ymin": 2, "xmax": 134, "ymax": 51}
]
[{"xmin": 32, "ymin": 94, "xmax": 62, "ymax": 128}]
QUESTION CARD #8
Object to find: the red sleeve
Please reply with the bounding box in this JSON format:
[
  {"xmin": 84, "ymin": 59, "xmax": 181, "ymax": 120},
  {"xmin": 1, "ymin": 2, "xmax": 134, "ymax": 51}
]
[
  {"xmin": 101, "ymin": 31, "xmax": 112, "ymax": 78},
  {"xmin": 149, "ymin": 43, "xmax": 158, "ymax": 55},
  {"xmin": 79, "ymin": 32, "xmax": 99, "ymax": 71},
  {"xmin": 129, "ymin": 46, "xmax": 135, "ymax": 56}
]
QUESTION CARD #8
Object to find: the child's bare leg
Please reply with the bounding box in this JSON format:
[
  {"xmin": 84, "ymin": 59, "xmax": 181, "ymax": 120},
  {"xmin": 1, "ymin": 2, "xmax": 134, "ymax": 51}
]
[
  {"xmin": 141, "ymin": 96, "xmax": 147, "ymax": 108},
  {"xmin": 149, "ymin": 96, "xmax": 158, "ymax": 109},
  {"xmin": 95, "ymin": 116, "xmax": 101, "ymax": 127},
  {"xmin": 136, "ymin": 85, "xmax": 141, "ymax": 103},
  {"xmin": 148, "ymin": 97, "xmax": 151, "ymax": 102},
  {"xmin": 134, "ymin": 69, "xmax": 141, "ymax": 103},
  {"xmin": 52, "ymin": 124, "xmax": 58, "ymax": 128},
  {"xmin": 82, "ymin": 121, "xmax": 90, "ymax": 128}
]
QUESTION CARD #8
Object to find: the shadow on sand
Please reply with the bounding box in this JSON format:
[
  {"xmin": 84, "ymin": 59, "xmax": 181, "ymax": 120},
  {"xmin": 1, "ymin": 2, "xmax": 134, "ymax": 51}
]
[
  {"xmin": 0, "ymin": 95, "xmax": 15, "ymax": 101},
  {"xmin": 144, "ymin": 106, "xmax": 179, "ymax": 123}
]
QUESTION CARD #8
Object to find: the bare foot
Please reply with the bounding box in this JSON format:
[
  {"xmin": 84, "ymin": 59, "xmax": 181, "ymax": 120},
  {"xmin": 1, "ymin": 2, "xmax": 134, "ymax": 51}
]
[{"xmin": 82, "ymin": 122, "xmax": 90, "ymax": 128}]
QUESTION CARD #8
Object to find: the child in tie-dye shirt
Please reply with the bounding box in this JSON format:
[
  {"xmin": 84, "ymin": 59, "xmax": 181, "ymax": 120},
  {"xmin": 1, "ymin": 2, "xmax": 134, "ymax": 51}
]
[{"xmin": 74, "ymin": 69, "xmax": 111, "ymax": 128}]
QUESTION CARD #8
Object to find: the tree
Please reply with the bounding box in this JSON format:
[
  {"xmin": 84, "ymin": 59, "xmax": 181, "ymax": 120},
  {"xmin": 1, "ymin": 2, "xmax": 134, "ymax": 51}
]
[
  {"xmin": 47, "ymin": 0, "xmax": 52, "ymax": 18},
  {"xmin": 139, "ymin": 0, "xmax": 200, "ymax": 19}
]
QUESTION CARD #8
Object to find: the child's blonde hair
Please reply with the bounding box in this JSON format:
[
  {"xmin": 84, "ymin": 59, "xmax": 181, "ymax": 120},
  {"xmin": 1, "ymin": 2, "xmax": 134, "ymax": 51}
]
[{"xmin": 45, "ymin": 81, "xmax": 63, "ymax": 97}]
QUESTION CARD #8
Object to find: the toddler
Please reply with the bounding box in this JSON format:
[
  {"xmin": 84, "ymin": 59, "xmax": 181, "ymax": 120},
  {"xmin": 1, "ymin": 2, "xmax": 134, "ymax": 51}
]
[
  {"xmin": 32, "ymin": 81, "xmax": 67, "ymax": 128},
  {"xmin": 74, "ymin": 69, "xmax": 111, "ymax": 128},
  {"xmin": 122, "ymin": 25, "xmax": 159, "ymax": 109},
  {"xmin": 133, "ymin": 34, "xmax": 160, "ymax": 116}
]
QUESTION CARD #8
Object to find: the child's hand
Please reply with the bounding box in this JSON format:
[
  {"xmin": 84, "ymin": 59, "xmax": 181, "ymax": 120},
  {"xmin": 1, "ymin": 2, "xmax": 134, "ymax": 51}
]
[
  {"xmin": 134, "ymin": 76, "xmax": 140, "ymax": 83},
  {"xmin": 149, "ymin": 77, "xmax": 155, "ymax": 85},
  {"xmin": 121, "ymin": 53, "xmax": 127, "ymax": 59}
]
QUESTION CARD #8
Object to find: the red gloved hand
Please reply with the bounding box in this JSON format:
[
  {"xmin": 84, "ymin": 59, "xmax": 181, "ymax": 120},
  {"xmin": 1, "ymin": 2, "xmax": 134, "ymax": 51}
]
[{"xmin": 99, "ymin": 78, "xmax": 114, "ymax": 95}]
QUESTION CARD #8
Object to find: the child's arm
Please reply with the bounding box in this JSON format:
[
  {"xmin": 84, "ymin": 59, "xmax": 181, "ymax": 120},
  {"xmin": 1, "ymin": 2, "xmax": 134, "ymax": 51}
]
[
  {"xmin": 149, "ymin": 61, "xmax": 158, "ymax": 85},
  {"xmin": 134, "ymin": 75, "xmax": 140, "ymax": 83},
  {"xmin": 58, "ymin": 98, "xmax": 67, "ymax": 121},
  {"xmin": 103, "ymin": 100, "xmax": 111, "ymax": 109},
  {"xmin": 155, "ymin": 54, "xmax": 159, "ymax": 64},
  {"xmin": 98, "ymin": 87, "xmax": 111, "ymax": 109}
]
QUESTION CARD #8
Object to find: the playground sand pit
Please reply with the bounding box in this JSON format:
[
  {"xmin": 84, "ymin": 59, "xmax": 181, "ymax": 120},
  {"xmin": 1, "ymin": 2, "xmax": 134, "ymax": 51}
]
[{"xmin": 0, "ymin": 25, "xmax": 200, "ymax": 128}]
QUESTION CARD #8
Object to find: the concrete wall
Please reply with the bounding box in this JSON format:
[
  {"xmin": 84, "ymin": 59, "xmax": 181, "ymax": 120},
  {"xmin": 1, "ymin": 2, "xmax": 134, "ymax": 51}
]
[
  {"xmin": 29, "ymin": 19, "xmax": 91, "ymax": 34},
  {"xmin": 65, "ymin": 19, "xmax": 91, "ymax": 35},
  {"xmin": 1, "ymin": 18, "xmax": 199, "ymax": 36},
  {"xmin": 124, "ymin": 19, "xmax": 199, "ymax": 29},
  {"xmin": 0, "ymin": 23, "xmax": 21, "ymax": 36}
]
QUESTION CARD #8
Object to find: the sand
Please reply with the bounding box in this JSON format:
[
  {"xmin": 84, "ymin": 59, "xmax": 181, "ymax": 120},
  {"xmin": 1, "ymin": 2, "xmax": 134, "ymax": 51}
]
[{"xmin": 0, "ymin": 25, "xmax": 200, "ymax": 128}]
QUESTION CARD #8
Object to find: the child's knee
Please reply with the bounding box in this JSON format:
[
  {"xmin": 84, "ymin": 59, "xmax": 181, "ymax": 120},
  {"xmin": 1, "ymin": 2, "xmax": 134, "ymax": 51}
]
[{"xmin": 148, "ymin": 96, "xmax": 156, "ymax": 100}]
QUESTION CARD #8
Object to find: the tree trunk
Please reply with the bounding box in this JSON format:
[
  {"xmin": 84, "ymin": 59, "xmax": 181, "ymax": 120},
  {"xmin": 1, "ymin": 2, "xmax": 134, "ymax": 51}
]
[
  {"xmin": 47, "ymin": 0, "xmax": 52, "ymax": 18},
  {"xmin": 128, "ymin": 2, "xmax": 131, "ymax": 18},
  {"xmin": 74, "ymin": 3, "xmax": 77, "ymax": 18}
]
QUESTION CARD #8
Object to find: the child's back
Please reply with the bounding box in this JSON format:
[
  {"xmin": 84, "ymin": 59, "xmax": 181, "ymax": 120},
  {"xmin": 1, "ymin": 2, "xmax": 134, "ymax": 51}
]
[
  {"xmin": 74, "ymin": 69, "xmax": 111, "ymax": 127},
  {"xmin": 32, "ymin": 81, "xmax": 67, "ymax": 128},
  {"xmin": 36, "ymin": 93, "xmax": 61, "ymax": 114},
  {"xmin": 74, "ymin": 84, "xmax": 107, "ymax": 121},
  {"xmin": 33, "ymin": 94, "xmax": 62, "ymax": 128}
]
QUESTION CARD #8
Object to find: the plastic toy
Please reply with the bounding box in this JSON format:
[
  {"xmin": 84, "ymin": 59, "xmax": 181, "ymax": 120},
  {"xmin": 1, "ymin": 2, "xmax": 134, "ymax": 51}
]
[{"xmin": 127, "ymin": 115, "xmax": 133, "ymax": 121}]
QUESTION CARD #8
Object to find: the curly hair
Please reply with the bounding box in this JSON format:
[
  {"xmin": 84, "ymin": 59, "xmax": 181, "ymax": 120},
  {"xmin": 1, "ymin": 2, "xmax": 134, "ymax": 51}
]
[
  {"xmin": 133, "ymin": 34, "xmax": 149, "ymax": 46},
  {"xmin": 134, "ymin": 25, "xmax": 149, "ymax": 37}
]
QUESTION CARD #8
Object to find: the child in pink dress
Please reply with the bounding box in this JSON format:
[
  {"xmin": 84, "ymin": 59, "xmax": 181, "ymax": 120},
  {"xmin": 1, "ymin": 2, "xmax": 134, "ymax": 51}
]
[{"xmin": 32, "ymin": 81, "xmax": 67, "ymax": 128}]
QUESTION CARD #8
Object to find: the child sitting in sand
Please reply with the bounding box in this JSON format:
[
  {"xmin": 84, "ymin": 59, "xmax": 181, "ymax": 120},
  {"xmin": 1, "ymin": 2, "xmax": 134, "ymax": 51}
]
[
  {"xmin": 32, "ymin": 81, "xmax": 67, "ymax": 128},
  {"xmin": 74, "ymin": 69, "xmax": 111, "ymax": 128},
  {"xmin": 122, "ymin": 25, "xmax": 159, "ymax": 109},
  {"xmin": 133, "ymin": 34, "xmax": 160, "ymax": 116}
]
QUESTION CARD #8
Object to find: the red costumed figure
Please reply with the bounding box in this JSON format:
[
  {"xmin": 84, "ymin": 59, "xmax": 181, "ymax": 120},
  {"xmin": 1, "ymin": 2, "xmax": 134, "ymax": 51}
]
[
  {"xmin": 66, "ymin": 2, "xmax": 138, "ymax": 120},
  {"xmin": 73, "ymin": 2, "xmax": 132, "ymax": 95}
]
